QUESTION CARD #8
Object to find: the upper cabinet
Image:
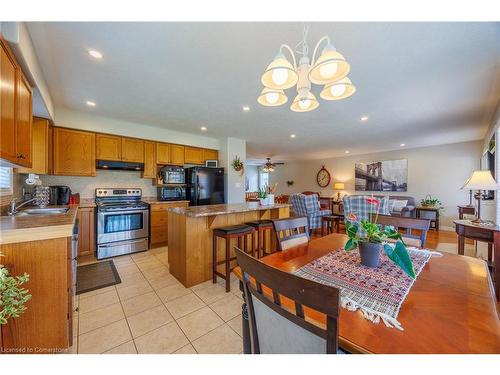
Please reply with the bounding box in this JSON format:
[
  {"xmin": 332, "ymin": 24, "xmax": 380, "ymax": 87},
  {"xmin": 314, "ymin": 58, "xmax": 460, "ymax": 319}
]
[
  {"xmin": 185, "ymin": 147, "xmax": 204, "ymax": 165},
  {"xmin": 142, "ymin": 141, "xmax": 156, "ymax": 178},
  {"xmin": 156, "ymin": 143, "xmax": 171, "ymax": 165},
  {"xmin": 17, "ymin": 118, "xmax": 49, "ymax": 175},
  {"xmin": 203, "ymin": 149, "xmax": 218, "ymax": 162},
  {"xmin": 96, "ymin": 134, "xmax": 122, "ymax": 161},
  {"xmin": 0, "ymin": 37, "xmax": 33, "ymax": 167},
  {"xmin": 53, "ymin": 128, "xmax": 96, "ymax": 176},
  {"xmin": 170, "ymin": 145, "xmax": 185, "ymax": 165},
  {"xmin": 121, "ymin": 137, "xmax": 144, "ymax": 162}
]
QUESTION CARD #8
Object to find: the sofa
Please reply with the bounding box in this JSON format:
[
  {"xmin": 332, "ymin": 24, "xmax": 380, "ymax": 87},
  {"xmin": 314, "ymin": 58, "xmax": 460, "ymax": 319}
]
[{"xmin": 344, "ymin": 195, "xmax": 416, "ymax": 217}]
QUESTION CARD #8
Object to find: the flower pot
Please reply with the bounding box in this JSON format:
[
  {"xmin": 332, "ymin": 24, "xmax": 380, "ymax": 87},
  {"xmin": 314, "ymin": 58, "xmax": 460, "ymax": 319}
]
[
  {"xmin": 267, "ymin": 194, "xmax": 275, "ymax": 205},
  {"xmin": 259, "ymin": 198, "xmax": 269, "ymax": 205},
  {"xmin": 358, "ymin": 241, "xmax": 382, "ymax": 268}
]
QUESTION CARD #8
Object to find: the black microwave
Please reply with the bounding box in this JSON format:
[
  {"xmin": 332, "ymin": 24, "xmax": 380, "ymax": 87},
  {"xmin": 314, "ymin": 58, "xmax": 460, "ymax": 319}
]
[{"xmin": 157, "ymin": 186, "xmax": 186, "ymax": 201}]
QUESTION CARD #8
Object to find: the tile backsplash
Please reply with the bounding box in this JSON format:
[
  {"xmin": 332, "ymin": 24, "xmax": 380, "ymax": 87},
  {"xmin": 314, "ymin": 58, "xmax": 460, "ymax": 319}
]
[{"xmin": 19, "ymin": 170, "xmax": 158, "ymax": 198}]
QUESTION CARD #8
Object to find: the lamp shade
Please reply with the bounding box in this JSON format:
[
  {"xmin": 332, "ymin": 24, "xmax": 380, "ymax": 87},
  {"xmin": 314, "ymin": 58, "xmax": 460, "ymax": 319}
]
[
  {"xmin": 290, "ymin": 91, "xmax": 319, "ymax": 112},
  {"xmin": 334, "ymin": 182, "xmax": 345, "ymax": 190},
  {"xmin": 261, "ymin": 53, "xmax": 298, "ymax": 90},
  {"xmin": 309, "ymin": 45, "xmax": 350, "ymax": 85},
  {"xmin": 320, "ymin": 77, "xmax": 356, "ymax": 101},
  {"xmin": 257, "ymin": 87, "xmax": 288, "ymax": 107},
  {"xmin": 462, "ymin": 170, "xmax": 500, "ymax": 190}
]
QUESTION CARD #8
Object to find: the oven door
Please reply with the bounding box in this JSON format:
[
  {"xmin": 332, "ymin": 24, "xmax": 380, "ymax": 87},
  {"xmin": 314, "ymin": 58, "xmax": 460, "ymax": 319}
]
[{"xmin": 97, "ymin": 208, "xmax": 149, "ymax": 244}]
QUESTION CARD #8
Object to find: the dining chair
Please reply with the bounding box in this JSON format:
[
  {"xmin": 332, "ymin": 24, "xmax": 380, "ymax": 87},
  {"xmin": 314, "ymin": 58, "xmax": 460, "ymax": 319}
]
[
  {"xmin": 376, "ymin": 214, "xmax": 431, "ymax": 248},
  {"xmin": 272, "ymin": 216, "xmax": 310, "ymax": 250},
  {"xmin": 234, "ymin": 247, "xmax": 342, "ymax": 354}
]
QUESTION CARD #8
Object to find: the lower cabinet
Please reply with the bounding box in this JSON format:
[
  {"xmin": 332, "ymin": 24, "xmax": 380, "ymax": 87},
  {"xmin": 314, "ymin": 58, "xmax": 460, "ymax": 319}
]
[
  {"xmin": 150, "ymin": 201, "xmax": 189, "ymax": 247},
  {"xmin": 77, "ymin": 207, "xmax": 95, "ymax": 257}
]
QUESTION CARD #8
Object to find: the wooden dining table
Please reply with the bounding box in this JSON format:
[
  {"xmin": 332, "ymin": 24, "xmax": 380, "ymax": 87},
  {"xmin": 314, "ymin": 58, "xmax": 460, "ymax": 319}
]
[{"xmin": 234, "ymin": 233, "xmax": 500, "ymax": 354}]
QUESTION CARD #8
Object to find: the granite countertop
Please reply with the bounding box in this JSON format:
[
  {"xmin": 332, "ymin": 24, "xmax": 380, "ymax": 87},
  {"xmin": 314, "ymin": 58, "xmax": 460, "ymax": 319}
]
[
  {"xmin": 142, "ymin": 197, "xmax": 190, "ymax": 205},
  {"xmin": 169, "ymin": 202, "xmax": 291, "ymax": 218},
  {"xmin": 78, "ymin": 198, "xmax": 96, "ymax": 208},
  {"xmin": 0, "ymin": 205, "xmax": 78, "ymax": 245}
]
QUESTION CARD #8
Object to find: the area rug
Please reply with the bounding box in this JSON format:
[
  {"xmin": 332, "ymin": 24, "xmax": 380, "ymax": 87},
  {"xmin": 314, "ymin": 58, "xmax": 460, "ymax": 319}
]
[
  {"xmin": 77, "ymin": 260, "xmax": 121, "ymax": 295},
  {"xmin": 294, "ymin": 247, "xmax": 441, "ymax": 330}
]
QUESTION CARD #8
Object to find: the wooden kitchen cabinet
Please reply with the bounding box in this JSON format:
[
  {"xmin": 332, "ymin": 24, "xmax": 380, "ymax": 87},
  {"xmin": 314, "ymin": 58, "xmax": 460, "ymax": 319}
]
[
  {"xmin": 184, "ymin": 146, "xmax": 204, "ymax": 165},
  {"xmin": 156, "ymin": 142, "xmax": 171, "ymax": 165},
  {"xmin": 96, "ymin": 134, "xmax": 121, "ymax": 161},
  {"xmin": 121, "ymin": 137, "xmax": 144, "ymax": 162},
  {"xmin": 0, "ymin": 37, "xmax": 33, "ymax": 167},
  {"xmin": 17, "ymin": 117, "xmax": 49, "ymax": 174},
  {"xmin": 203, "ymin": 149, "xmax": 218, "ymax": 162},
  {"xmin": 53, "ymin": 127, "xmax": 96, "ymax": 176},
  {"xmin": 142, "ymin": 140, "xmax": 156, "ymax": 178},
  {"xmin": 170, "ymin": 144, "xmax": 185, "ymax": 165},
  {"xmin": 77, "ymin": 207, "xmax": 95, "ymax": 257},
  {"xmin": 150, "ymin": 201, "xmax": 189, "ymax": 247}
]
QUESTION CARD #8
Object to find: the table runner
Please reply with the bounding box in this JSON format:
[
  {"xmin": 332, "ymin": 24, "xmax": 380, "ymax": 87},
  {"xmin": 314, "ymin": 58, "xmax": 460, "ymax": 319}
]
[{"xmin": 294, "ymin": 247, "xmax": 441, "ymax": 330}]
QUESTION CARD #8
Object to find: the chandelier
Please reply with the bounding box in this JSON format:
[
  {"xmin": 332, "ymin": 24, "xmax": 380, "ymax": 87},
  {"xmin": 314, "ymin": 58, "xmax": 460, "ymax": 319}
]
[{"xmin": 257, "ymin": 26, "xmax": 356, "ymax": 112}]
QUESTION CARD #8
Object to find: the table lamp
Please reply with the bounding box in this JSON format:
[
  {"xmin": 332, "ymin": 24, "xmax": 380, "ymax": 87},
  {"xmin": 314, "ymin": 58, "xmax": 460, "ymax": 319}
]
[
  {"xmin": 461, "ymin": 170, "xmax": 500, "ymax": 223},
  {"xmin": 333, "ymin": 182, "xmax": 345, "ymax": 202}
]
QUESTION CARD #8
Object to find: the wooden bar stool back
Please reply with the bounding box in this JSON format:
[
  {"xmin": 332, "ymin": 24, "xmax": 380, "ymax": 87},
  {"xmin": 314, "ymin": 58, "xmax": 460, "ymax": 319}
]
[
  {"xmin": 212, "ymin": 224, "xmax": 256, "ymax": 292},
  {"xmin": 245, "ymin": 220, "xmax": 274, "ymax": 258}
]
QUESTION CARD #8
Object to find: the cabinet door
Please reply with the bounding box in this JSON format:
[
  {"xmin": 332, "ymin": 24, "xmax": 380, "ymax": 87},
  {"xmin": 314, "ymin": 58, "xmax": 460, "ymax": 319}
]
[
  {"xmin": 77, "ymin": 208, "xmax": 95, "ymax": 257},
  {"xmin": 15, "ymin": 70, "xmax": 32, "ymax": 167},
  {"xmin": 121, "ymin": 137, "xmax": 144, "ymax": 162},
  {"xmin": 17, "ymin": 118, "xmax": 49, "ymax": 174},
  {"xmin": 202, "ymin": 149, "xmax": 218, "ymax": 162},
  {"xmin": 184, "ymin": 147, "xmax": 204, "ymax": 165},
  {"xmin": 53, "ymin": 128, "xmax": 96, "ymax": 176},
  {"xmin": 0, "ymin": 39, "xmax": 17, "ymax": 163},
  {"xmin": 170, "ymin": 145, "xmax": 185, "ymax": 165},
  {"xmin": 96, "ymin": 134, "xmax": 121, "ymax": 161},
  {"xmin": 142, "ymin": 141, "xmax": 156, "ymax": 178},
  {"xmin": 156, "ymin": 143, "xmax": 171, "ymax": 164}
]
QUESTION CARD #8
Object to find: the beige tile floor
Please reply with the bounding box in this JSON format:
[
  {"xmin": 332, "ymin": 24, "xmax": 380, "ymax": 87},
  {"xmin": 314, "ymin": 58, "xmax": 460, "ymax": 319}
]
[{"xmin": 72, "ymin": 246, "xmax": 244, "ymax": 354}]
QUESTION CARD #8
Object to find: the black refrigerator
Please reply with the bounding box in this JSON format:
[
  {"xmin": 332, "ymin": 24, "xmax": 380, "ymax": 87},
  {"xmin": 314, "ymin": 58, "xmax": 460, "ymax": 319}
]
[{"xmin": 185, "ymin": 167, "xmax": 225, "ymax": 206}]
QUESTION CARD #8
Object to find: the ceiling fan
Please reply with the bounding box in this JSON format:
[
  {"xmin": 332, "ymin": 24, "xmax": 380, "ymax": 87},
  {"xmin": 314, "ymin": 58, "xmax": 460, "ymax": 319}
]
[{"xmin": 262, "ymin": 157, "xmax": 284, "ymax": 172}]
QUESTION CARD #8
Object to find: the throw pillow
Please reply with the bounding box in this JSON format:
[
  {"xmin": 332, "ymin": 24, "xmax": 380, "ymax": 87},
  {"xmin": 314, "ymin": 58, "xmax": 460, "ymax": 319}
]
[
  {"xmin": 388, "ymin": 199, "xmax": 397, "ymax": 212},
  {"xmin": 392, "ymin": 200, "xmax": 408, "ymax": 212}
]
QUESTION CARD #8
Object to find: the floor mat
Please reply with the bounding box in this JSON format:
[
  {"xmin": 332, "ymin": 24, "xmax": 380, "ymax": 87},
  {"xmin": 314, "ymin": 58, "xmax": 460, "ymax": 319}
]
[{"xmin": 77, "ymin": 260, "xmax": 121, "ymax": 295}]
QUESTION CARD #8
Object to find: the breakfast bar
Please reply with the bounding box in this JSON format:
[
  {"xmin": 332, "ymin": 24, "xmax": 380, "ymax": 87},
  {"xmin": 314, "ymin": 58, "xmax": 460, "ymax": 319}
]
[{"xmin": 167, "ymin": 202, "xmax": 290, "ymax": 287}]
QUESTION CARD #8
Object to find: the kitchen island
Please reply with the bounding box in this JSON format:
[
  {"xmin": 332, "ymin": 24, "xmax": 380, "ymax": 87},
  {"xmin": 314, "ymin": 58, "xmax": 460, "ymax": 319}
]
[{"xmin": 168, "ymin": 202, "xmax": 290, "ymax": 287}]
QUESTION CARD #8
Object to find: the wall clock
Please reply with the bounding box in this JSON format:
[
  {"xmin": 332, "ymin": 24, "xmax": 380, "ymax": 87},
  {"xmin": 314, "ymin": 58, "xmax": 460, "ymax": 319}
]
[{"xmin": 316, "ymin": 166, "xmax": 331, "ymax": 188}]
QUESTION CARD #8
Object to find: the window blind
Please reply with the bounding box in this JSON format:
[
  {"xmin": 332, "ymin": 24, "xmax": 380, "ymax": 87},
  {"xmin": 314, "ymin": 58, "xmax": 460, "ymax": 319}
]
[{"xmin": 0, "ymin": 167, "xmax": 13, "ymax": 194}]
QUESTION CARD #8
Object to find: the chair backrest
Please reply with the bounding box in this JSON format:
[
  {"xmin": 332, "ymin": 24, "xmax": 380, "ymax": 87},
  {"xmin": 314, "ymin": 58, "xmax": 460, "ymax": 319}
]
[
  {"xmin": 246, "ymin": 192, "xmax": 259, "ymax": 201},
  {"xmin": 272, "ymin": 217, "xmax": 310, "ymax": 250},
  {"xmin": 235, "ymin": 247, "xmax": 340, "ymax": 354},
  {"xmin": 343, "ymin": 195, "xmax": 390, "ymax": 223},
  {"xmin": 290, "ymin": 193, "xmax": 320, "ymax": 216},
  {"xmin": 376, "ymin": 214, "xmax": 431, "ymax": 248}
]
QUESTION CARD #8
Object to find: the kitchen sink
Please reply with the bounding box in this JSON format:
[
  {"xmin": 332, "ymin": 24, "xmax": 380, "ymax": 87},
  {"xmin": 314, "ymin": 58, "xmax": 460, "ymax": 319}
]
[{"xmin": 17, "ymin": 207, "xmax": 69, "ymax": 216}]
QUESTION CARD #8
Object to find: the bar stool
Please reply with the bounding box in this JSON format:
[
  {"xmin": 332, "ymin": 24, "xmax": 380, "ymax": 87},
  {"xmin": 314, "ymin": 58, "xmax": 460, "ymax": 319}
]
[
  {"xmin": 213, "ymin": 225, "xmax": 256, "ymax": 292},
  {"xmin": 245, "ymin": 219, "xmax": 275, "ymax": 258}
]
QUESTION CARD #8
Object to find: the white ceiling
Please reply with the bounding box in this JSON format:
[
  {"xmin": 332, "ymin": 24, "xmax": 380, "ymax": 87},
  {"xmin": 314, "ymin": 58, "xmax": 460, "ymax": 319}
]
[{"xmin": 27, "ymin": 22, "xmax": 500, "ymax": 161}]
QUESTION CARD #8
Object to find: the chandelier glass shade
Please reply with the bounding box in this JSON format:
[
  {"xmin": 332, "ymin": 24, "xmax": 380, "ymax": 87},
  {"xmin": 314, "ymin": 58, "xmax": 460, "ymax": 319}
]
[
  {"xmin": 258, "ymin": 27, "xmax": 355, "ymax": 112},
  {"xmin": 257, "ymin": 87, "xmax": 288, "ymax": 106},
  {"xmin": 320, "ymin": 77, "xmax": 356, "ymax": 101}
]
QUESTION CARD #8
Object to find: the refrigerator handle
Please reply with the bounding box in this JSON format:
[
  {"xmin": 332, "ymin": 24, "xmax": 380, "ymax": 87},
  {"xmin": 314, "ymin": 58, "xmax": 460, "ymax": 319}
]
[{"xmin": 196, "ymin": 175, "xmax": 201, "ymax": 204}]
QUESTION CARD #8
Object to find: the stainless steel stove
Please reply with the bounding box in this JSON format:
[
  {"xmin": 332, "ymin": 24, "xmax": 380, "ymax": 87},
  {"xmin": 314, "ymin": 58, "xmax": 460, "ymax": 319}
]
[{"xmin": 95, "ymin": 188, "xmax": 149, "ymax": 259}]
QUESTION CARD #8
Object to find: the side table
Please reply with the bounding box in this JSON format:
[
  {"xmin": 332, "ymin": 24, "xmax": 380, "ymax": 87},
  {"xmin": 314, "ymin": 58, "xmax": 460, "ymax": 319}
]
[{"xmin": 416, "ymin": 206, "xmax": 440, "ymax": 231}]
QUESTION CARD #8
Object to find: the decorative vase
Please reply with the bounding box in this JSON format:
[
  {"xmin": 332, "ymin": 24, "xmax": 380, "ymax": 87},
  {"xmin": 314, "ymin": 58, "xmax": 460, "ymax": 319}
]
[
  {"xmin": 358, "ymin": 241, "xmax": 382, "ymax": 268},
  {"xmin": 259, "ymin": 198, "xmax": 268, "ymax": 205},
  {"xmin": 267, "ymin": 194, "xmax": 275, "ymax": 205}
]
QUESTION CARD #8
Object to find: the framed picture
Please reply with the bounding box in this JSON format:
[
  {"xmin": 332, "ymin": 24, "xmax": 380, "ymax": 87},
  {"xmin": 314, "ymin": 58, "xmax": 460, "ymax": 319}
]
[{"xmin": 355, "ymin": 159, "xmax": 408, "ymax": 192}]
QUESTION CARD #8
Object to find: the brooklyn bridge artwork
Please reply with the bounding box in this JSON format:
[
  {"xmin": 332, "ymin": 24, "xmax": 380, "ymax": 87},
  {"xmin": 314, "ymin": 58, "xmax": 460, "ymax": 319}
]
[{"xmin": 355, "ymin": 159, "xmax": 408, "ymax": 192}]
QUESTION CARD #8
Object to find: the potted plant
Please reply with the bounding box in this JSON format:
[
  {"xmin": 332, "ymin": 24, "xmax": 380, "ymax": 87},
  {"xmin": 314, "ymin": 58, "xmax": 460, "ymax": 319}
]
[
  {"xmin": 265, "ymin": 183, "xmax": 278, "ymax": 205},
  {"xmin": 231, "ymin": 156, "xmax": 244, "ymax": 174},
  {"xmin": 0, "ymin": 256, "xmax": 32, "ymax": 325},
  {"xmin": 420, "ymin": 195, "xmax": 444, "ymax": 211},
  {"xmin": 257, "ymin": 188, "xmax": 268, "ymax": 205},
  {"xmin": 344, "ymin": 197, "xmax": 416, "ymax": 278}
]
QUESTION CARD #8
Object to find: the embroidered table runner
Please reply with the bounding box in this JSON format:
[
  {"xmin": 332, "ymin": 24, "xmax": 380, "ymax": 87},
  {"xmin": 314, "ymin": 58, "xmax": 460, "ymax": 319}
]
[{"xmin": 294, "ymin": 247, "xmax": 439, "ymax": 330}]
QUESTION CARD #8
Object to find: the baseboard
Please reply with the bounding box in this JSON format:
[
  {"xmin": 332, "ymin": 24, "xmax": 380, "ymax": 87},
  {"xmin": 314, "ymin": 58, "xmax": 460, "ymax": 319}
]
[{"xmin": 439, "ymin": 225, "xmax": 454, "ymax": 232}]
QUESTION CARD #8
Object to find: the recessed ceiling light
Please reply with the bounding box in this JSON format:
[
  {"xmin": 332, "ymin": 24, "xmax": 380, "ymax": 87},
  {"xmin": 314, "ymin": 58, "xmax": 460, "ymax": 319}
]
[
  {"xmin": 200, "ymin": 126, "xmax": 207, "ymax": 131},
  {"xmin": 290, "ymin": 134, "xmax": 296, "ymax": 138},
  {"xmin": 400, "ymin": 143, "xmax": 406, "ymax": 147},
  {"xmin": 360, "ymin": 116, "xmax": 369, "ymax": 122},
  {"xmin": 345, "ymin": 150, "xmax": 350, "ymax": 154},
  {"xmin": 86, "ymin": 101, "xmax": 96, "ymax": 107},
  {"xmin": 242, "ymin": 106, "xmax": 250, "ymax": 112},
  {"xmin": 88, "ymin": 49, "xmax": 103, "ymax": 59}
]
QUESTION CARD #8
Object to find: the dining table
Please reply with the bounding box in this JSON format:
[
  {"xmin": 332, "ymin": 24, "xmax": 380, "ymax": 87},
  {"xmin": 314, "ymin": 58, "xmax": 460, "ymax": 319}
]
[{"xmin": 233, "ymin": 233, "xmax": 500, "ymax": 354}]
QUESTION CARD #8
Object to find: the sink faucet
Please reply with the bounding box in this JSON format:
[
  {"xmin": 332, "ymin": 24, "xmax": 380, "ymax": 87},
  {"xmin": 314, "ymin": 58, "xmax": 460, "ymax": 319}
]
[{"xmin": 8, "ymin": 198, "xmax": 37, "ymax": 216}]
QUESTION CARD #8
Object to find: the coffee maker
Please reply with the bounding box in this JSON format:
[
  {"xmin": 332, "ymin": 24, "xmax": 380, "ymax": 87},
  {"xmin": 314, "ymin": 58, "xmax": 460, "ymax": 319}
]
[{"xmin": 49, "ymin": 186, "xmax": 72, "ymax": 205}]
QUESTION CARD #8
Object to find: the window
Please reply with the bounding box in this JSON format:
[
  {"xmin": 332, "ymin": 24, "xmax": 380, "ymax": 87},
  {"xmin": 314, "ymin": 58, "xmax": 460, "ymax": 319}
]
[
  {"xmin": 259, "ymin": 171, "xmax": 269, "ymax": 190},
  {"xmin": 0, "ymin": 167, "xmax": 13, "ymax": 195}
]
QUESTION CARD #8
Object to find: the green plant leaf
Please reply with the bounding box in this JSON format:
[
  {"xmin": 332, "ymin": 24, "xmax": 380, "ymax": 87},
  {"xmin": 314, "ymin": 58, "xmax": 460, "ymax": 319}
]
[
  {"xmin": 345, "ymin": 238, "xmax": 358, "ymax": 252},
  {"xmin": 346, "ymin": 222, "xmax": 359, "ymax": 239},
  {"xmin": 383, "ymin": 242, "xmax": 416, "ymax": 279}
]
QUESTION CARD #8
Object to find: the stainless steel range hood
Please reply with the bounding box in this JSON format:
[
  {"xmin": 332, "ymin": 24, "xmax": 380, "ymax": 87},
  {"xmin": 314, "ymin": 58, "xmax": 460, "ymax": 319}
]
[{"xmin": 96, "ymin": 160, "xmax": 144, "ymax": 171}]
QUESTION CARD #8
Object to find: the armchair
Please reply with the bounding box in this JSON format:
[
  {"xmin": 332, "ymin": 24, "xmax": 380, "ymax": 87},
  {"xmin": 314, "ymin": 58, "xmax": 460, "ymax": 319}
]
[
  {"xmin": 343, "ymin": 195, "xmax": 390, "ymax": 225},
  {"xmin": 290, "ymin": 194, "xmax": 331, "ymax": 232}
]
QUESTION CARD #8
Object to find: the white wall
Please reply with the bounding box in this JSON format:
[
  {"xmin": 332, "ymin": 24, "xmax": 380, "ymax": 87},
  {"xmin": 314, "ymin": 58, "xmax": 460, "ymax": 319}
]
[
  {"xmin": 56, "ymin": 108, "xmax": 220, "ymax": 150},
  {"xmin": 269, "ymin": 140, "xmax": 483, "ymax": 229}
]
